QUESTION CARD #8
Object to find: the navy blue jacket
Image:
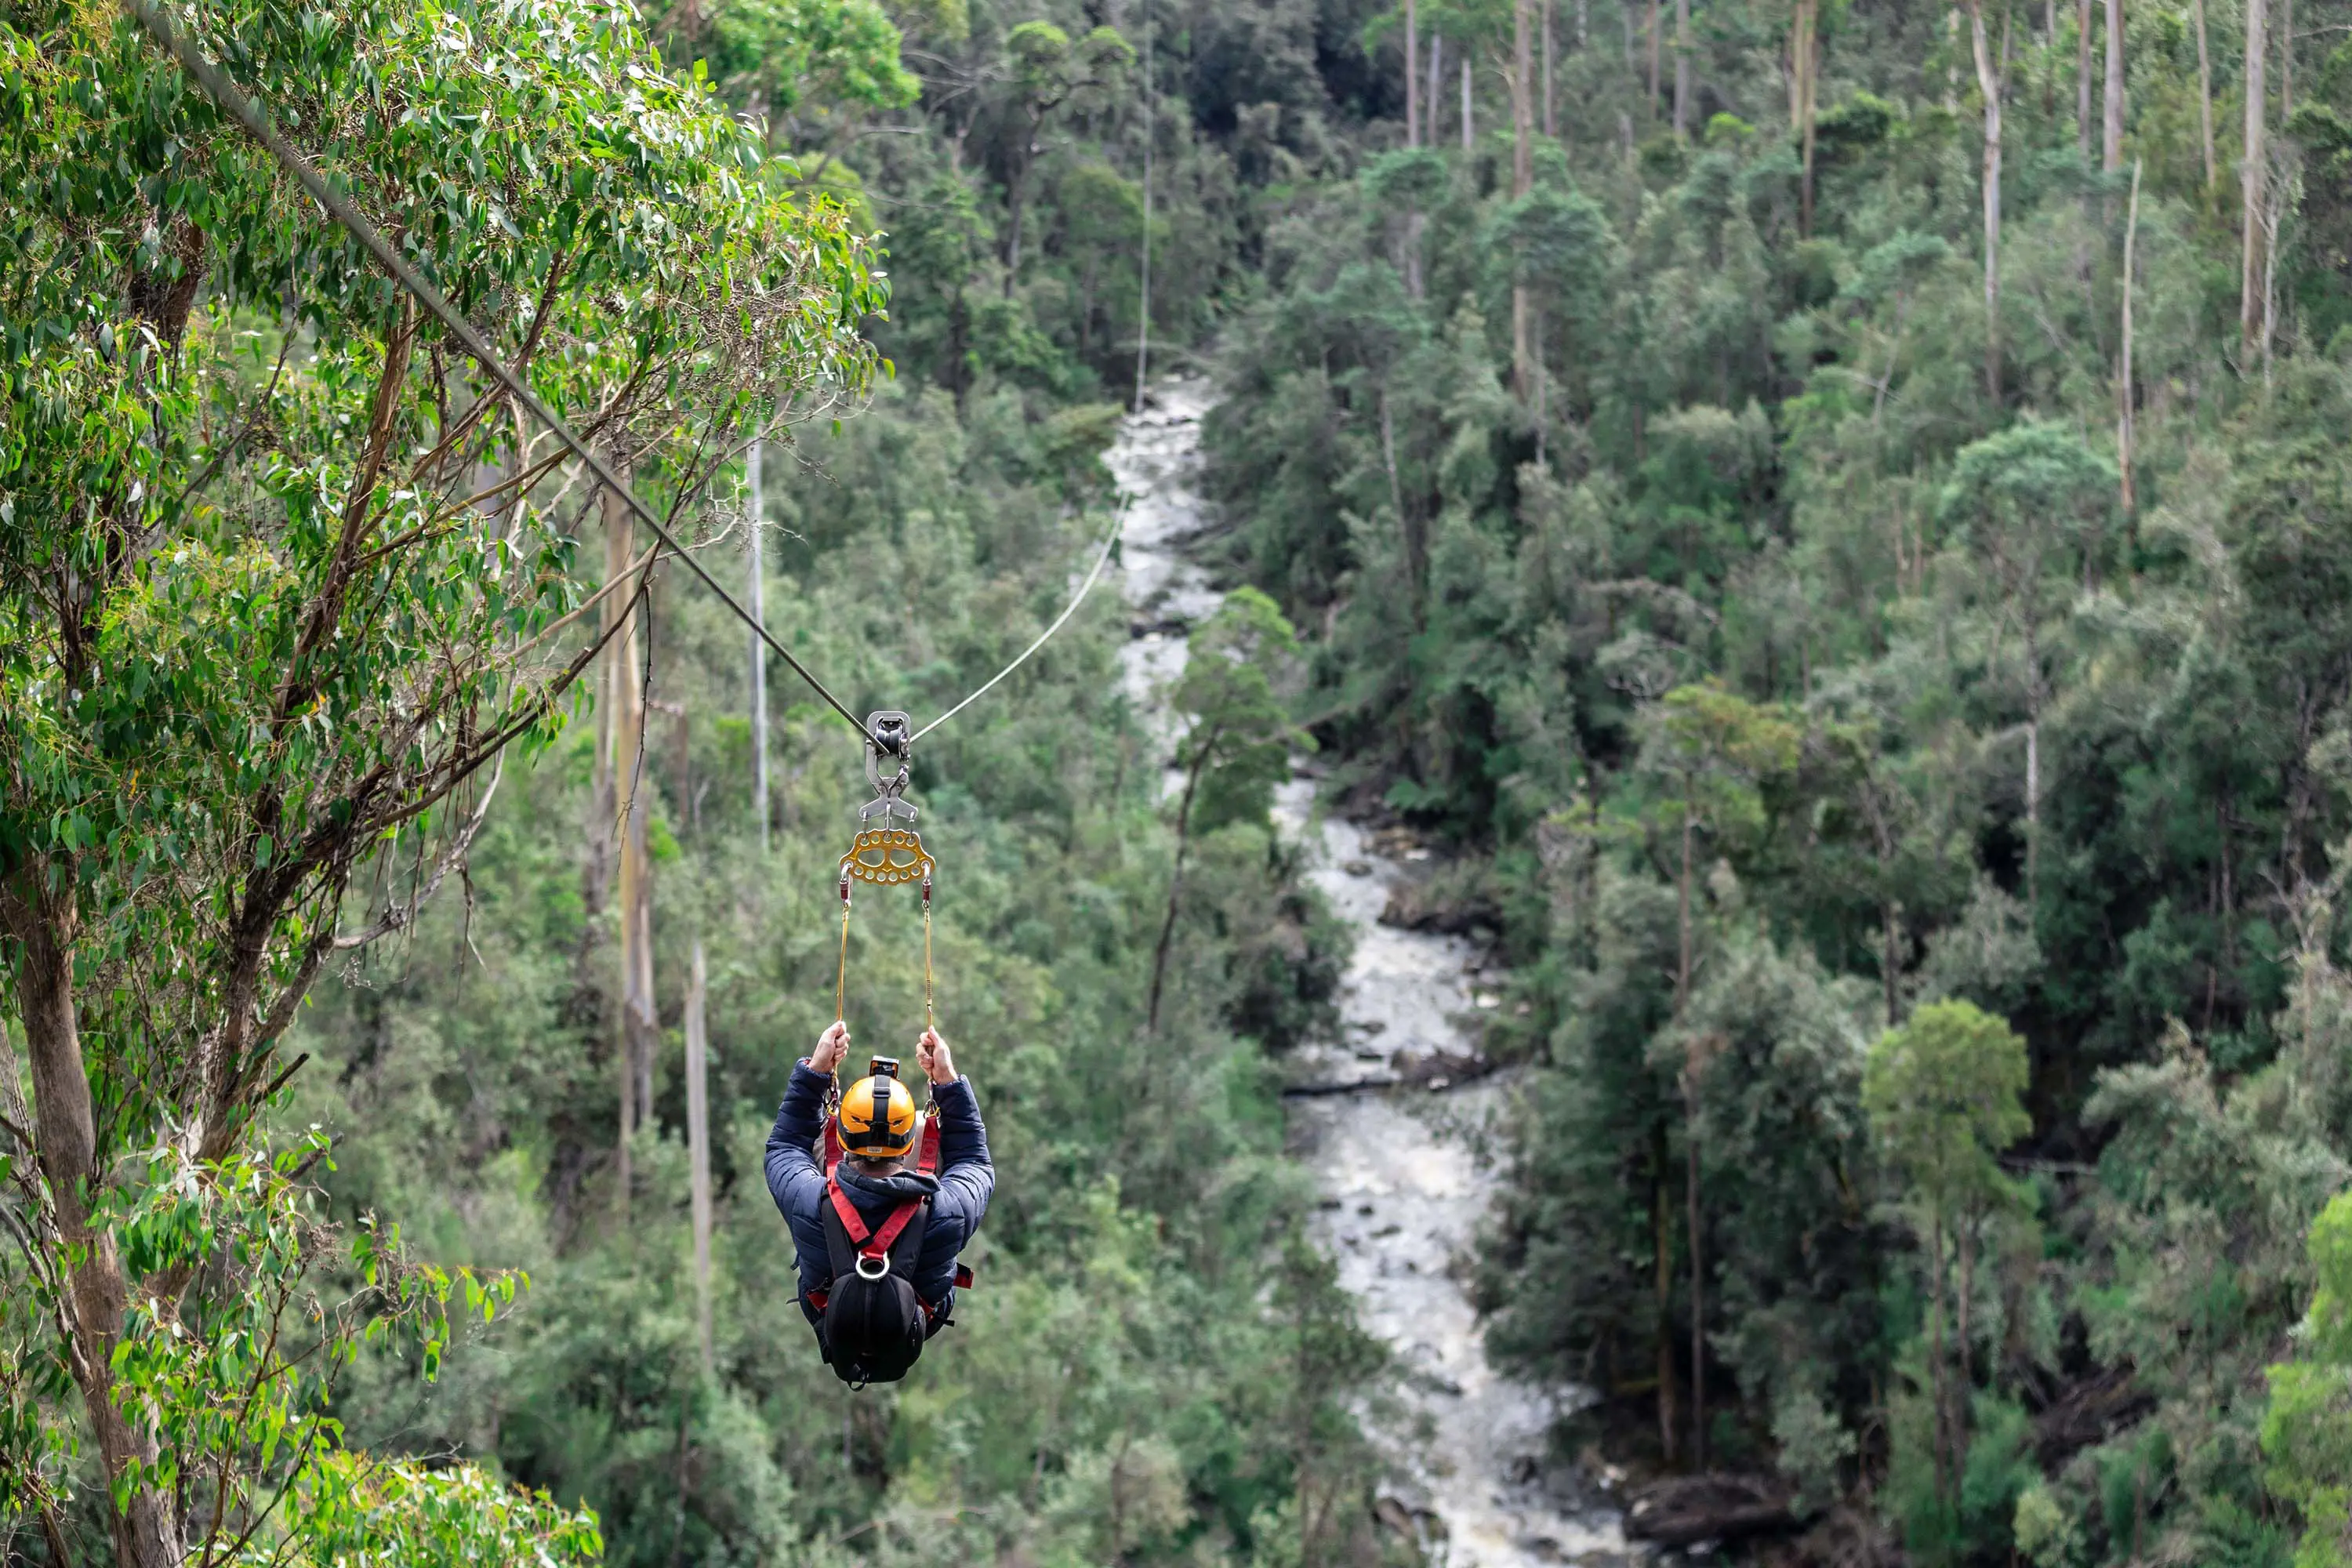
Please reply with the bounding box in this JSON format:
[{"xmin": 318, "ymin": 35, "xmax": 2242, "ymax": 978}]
[{"xmin": 764, "ymin": 1061, "xmax": 993, "ymax": 1324}]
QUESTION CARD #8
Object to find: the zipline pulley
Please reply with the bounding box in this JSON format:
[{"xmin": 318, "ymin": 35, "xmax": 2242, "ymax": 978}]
[{"xmin": 836, "ymin": 713, "xmax": 938, "ymax": 1035}]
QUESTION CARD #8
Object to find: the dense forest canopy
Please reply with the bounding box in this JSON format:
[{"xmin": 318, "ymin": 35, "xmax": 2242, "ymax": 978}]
[{"xmin": 15, "ymin": 0, "xmax": 2352, "ymax": 1559}]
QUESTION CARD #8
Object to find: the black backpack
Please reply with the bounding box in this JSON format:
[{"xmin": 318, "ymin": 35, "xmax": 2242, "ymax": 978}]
[{"xmin": 813, "ymin": 1179, "xmax": 936, "ymax": 1386}]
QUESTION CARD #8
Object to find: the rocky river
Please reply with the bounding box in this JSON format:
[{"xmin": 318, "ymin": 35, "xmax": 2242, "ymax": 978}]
[{"xmin": 1106, "ymin": 376, "xmax": 1635, "ymax": 1567}]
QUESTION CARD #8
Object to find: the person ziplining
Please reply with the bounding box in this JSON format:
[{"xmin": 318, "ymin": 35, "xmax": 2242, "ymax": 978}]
[
  {"xmin": 764, "ymin": 1023, "xmax": 991, "ymax": 1385},
  {"xmin": 764, "ymin": 714, "xmax": 993, "ymax": 1386}
]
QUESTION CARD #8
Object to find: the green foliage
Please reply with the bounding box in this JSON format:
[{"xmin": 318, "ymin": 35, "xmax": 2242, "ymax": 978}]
[
  {"xmin": 1174, "ymin": 586, "xmax": 1309, "ymax": 837},
  {"xmin": 2267, "ymin": 1193, "xmax": 2352, "ymax": 1568},
  {"xmin": 0, "ymin": 0, "xmax": 875, "ymax": 1556},
  {"xmin": 245, "ymin": 1454, "xmax": 603, "ymax": 1567},
  {"xmin": 1864, "ymin": 1000, "xmax": 2031, "ymax": 1218}
]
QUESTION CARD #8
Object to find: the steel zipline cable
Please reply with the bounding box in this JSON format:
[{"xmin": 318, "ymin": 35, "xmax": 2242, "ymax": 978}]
[{"xmin": 128, "ymin": 0, "xmax": 1123, "ymax": 755}]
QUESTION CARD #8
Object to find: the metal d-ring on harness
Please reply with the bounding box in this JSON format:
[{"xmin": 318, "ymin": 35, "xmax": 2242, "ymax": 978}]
[{"xmin": 833, "ymin": 713, "xmax": 938, "ymax": 1035}]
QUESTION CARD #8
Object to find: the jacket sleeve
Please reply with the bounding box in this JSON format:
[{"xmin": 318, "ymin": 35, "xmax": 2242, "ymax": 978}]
[
  {"xmin": 926, "ymin": 1076, "xmax": 994, "ymax": 1245},
  {"xmin": 764, "ymin": 1061, "xmax": 837, "ymax": 1309}
]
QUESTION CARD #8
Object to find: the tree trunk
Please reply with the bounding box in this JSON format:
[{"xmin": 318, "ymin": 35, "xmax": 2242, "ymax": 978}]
[
  {"xmin": 1135, "ymin": 7, "xmax": 1154, "ymax": 412},
  {"xmin": 1673, "ymin": 794, "xmax": 1702, "ymax": 1465},
  {"xmin": 1512, "ymin": 0, "xmax": 1534, "ymax": 399},
  {"xmin": 1955, "ymin": 1203, "xmax": 1976, "ymax": 1396},
  {"xmin": 2025, "ymin": 692, "xmax": 2042, "ymax": 911},
  {"xmin": 1647, "ymin": 0, "xmax": 1661, "ymax": 112},
  {"xmin": 1685, "ymin": 1082, "xmax": 1706, "ymax": 1468},
  {"xmin": 1429, "ymin": 32, "xmax": 1445, "ymax": 145},
  {"xmin": 747, "ymin": 440, "xmax": 769, "ymax": 855},
  {"xmin": 1381, "ymin": 385, "xmax": 1407, "ymax": 538},
  {"xmin": 1929, "ymin": 1207, "xmax": 1951, "ymax": 1504},
  {"xmin": 1004, "ymin": 121, "xmax": 1042, "ymax": 296},
  {"xmin": 1515, "ymin": 0, "xmax": 1534, "ymax": 194},
  {"xmin": 1461, "ymin": 54, "xmax": 1473, "ymax": 149},
  {"xmin": 1543, "ymin": 0, "xmax": 1556, "ymax": 136},
  {"xmin": 1676, "ymin": 804, "xmax": 1695, "ymax": 1010},
  {"xmin": 2243, "ymin": 0, "xmax": 2267, "ymax": 352},
  {"xmin": 1534, "ymin": 311, "xmax": 1548, "ymax": 467},
  {"xmin": 2118, "ymin": 158, "xmax": 2140, "ymax": 520},
  {"xmin": 1671, "ymin": 0, "xmax": 1690, "ymax": 135},
  {"xmin": 2194, "ymin": 0, "xmax": 2216, "ymax": 192},
  {"xmin": 2102, "ymin": 0, "xmax": 2124, "ymax": 172},
  {"xmin": 2, "ymin": 873, "xmax": 183, "ymax": 1568},
  {"xmin": 1407, "ymin": 0, "xmax": 1421, "ymax": 146},
  {"xmin": 2077, "ymin": 0, "xmax": 2093, "ymax": 160},
  {"xmin": 1652, "ymin": 1123, "xmax": 1679, "ymax": 1467},
  {"xmin": 1146, "ymin": 729, "xmax": 1219, "ymax": 1033},
  {"xmin": 686, "ymin": 940, "xmax": 714, "ymax": 1375},
  {"xmin": 2282, "ymin": 0, "xmax": 2294, "ymax": 120},
  {"xmin": 605, "ymin": 478, "xmax": 652, "ymax": 1209},
  {"xmin": 1795, "ymin": 0, "xmax": 1819, "ymax": 236},
  {"xmin": 1967, "ymin": 0, "xmax": 2004, "ymax": 405}
]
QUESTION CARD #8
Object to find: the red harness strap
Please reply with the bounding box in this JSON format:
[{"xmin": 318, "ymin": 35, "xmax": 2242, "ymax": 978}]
[
  {"xmin": 826, "ymin": 1175, "xmax": 923, "ymax": 1258},
  {"xmin": 808, "ymin": 1109, "xmax": 967, "ymax": 1316}
]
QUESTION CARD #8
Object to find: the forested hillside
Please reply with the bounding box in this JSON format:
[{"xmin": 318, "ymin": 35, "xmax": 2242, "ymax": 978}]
[
  {"xmin": 16, "ymin": 0, "xmax": 2352, "ymax": 1560},
  {"xmin": 1199, "ymin": 0, "xmax": 2352, "ymax": 1559}
]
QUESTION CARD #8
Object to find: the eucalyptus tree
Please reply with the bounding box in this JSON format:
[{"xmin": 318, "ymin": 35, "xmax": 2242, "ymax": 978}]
[
  {"xmin": 1148, "ymin": 587, "xmax": 1305, "ymax": 1033},
  {"xmin": 1633, "ymin": 681, "xmax": 1798, "ymax": 1462},
  {"xmin": 1863, "ymin": 999, "xmax": 2031, "ymax": 1529},
  {"xmin": 0, "ymin": 1, "xmax": 878, "ymax": 1560},
  {"xmin": 999, "ymin": 20, "xmax": 1135, "ymax": 292},
  {"xmin": 1936, "ymin": 423, "xmax": 2118, "ymax": 910}
]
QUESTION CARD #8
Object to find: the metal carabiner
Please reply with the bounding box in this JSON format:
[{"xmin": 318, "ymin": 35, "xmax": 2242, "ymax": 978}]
[
  {"xmin": 861, "ymin": 711, "xmax": 919, "ymax": 826},
  {"xmin": 855, "ymin": 1251, "xmax": 892, "ymax": 1282}
]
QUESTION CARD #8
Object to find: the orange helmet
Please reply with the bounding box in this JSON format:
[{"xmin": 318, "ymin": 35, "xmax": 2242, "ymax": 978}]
[{"xmin": 837, "ymin": 1072, "xmax": 920, "ymax": 1159}]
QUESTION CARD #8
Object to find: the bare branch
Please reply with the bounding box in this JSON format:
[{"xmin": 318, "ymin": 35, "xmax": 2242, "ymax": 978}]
[{"xmin": 333, "ymin": 756, "xmax": 506, "ymax": 950}]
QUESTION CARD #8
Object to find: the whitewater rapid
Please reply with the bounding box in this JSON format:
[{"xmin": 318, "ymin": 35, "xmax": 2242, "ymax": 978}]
[{"xmin": 1105, "ymin": 377, "xmax": 1632, "ymax": 1566}]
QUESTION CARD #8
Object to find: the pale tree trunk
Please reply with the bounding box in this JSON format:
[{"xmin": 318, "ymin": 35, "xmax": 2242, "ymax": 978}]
[
  {"xmin": 2282, "ymin": 0, "xmax": 2294, "ymax": 119},
  {"xmin": 1674, "ymin": 801, "xmax": 1704, "ymax": 1466},
  {"xmin": 1429, "ymin": 32, "xmax": 1444, "ymax": 144},
  {"xmin": 1955, "ymin": 1203, "xmax": 1976, "ymax": 1396},
  {"xmin": 2243, "ymin": 0, "xmax": 2267, "ymax": 353},
  {"xmin": 2077, "ymin": 0, "xmax": 2093, "ymax": 159},
  {"xmin": 1406, "ymin": 0, "xmax": 1420, "ymax": 146},
  {"xmin": 1794, "ymin": 0, "xmax": 1819, "ymax": 235},
  {"xmin": 1671, "ymin": 0, "xmax": 1690, "ymax": 135},
  {"xmin": 1966, "ymin": 0, "xmax": 2004, "ymax": 405},
  {"xmin": 1534, "ymin": 314, "xmax": 1548, "ymax": 467},
  {"xmin": 747, "ymin": 441, "xmax": 769, "ymax": 855},
  {"xmin": 1406, "ymin": 0, "xmax": 1425, "ymax": 298},
  {"xmin": 2102, "ymin": 0, "xmax": 2124, "ymax": 172},
  {"xmin": 1543, "ymin": 0, "xmax": 1556, "ymax": 136},
  {"xmin": 686, "ymin": 941, "xmax": 715, "ymax": 1375},
  {"xmin": 1862, "ymin": 779, "xmax": 1903, "ymax": 1026},
  {"xmin": 1135, "ymin": 5, "xmax": 1154, "ymax": 410},
  {"xmin": 2118, "ymin": 158, "xmax": 2140, "ymax": 518},
  {"xmin": 1929, "ymin": 1207, "xmax": 1953, "ymax": 1504},
  {"xmin": 1461, "ymin": 54, "xmax": 1473, "ymax": 148},
  {"xmin": 1513, "ymin": 0, "xmax": 1535, "ymax": 400},
  {"xmin": 2, "ymin": 876, "xmax": 181, "ymax": 1568},
  {"xmin": 2194, "ymin": 0, "xmax": 2216, "ymax": 192},
  {"xmin": 1648, "ymin": 0, "xmax": 1661, "ymax": 112},
  {"xmin": 1685, "ymin": 1083, "xmax": 1706, "ymax": 1468},
  {"xmin": 1381, "ymin": 385, "xmax": 1406, "ymax": 538},
  {"xmin": 2261, "ymin": 135, "xmax": 2287, "ymax": 376},
  {"xmin": 1653, "ymin": 1127, "xmax": 1679, "ymax": 1466},
  {"xmin": 1146, "ymin": 727, "xmax": 1220, "ymax": 1034},
  {"xmin": 2025, "ymin": 681, "xmax": 2042, "ymax": 910},
  {"xmin": 604, "ymin": 479, "xmax": 654, "ymax": 1209}
]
